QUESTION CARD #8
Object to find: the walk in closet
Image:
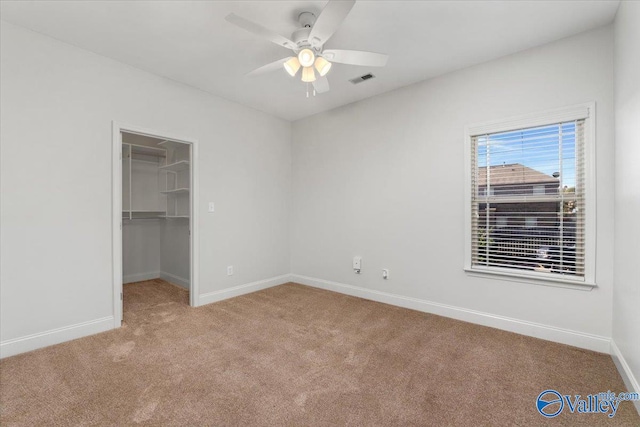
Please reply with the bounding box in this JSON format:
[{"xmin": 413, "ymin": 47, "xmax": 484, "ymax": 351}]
[{"xmin": 122, "ymin": 133, "xmax": 191, "ymax": 290}]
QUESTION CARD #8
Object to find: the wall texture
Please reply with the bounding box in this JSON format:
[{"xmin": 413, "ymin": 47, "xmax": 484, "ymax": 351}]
[
  {"xmin": 160, "ymin": 219, "xmax": 191, "ymax": 288},
  {"xmin": 123, "ymin": 220, "xmax": 161, "ymax": 283},
  {"xmin": 291, "ymin": 26, "xmax": 615, "ymax": 351},
  {"xmin": 613, "ymin": 0, "xmax": 640, "ymax": 400},
  {"xmin": 0, "ymin": 21, "xmax": 291, "ymax": 355}
]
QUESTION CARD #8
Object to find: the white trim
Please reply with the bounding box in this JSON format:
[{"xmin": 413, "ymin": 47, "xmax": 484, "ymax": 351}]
[
  {"xmin": 464, "ymin": 267, "xmax": 595, "ymax": 290},
  {"xmin": 190, "ymin": 136, "xmax": 200, "ymax": 307},
  {"xmin": 466, "ymin": 103, "xmax": 591, "ymax": 136},
  {"xmin": 0, "ymin": 316, "xmax": 114, "ymax": 359},
  {"xmin": 124, "ymin": 271, "xmax": 160, "ymax": 284},
  {"xmin": 198, "ymin": 274, "xmax": 291, "ymax": 306},
  {"xmin": 160, "ymin": 271, "xmax": 190, "ymax": 289},
  {"xmin": 112, "ymin": 122, "xmax": 123, "ymax": 327},
  {"xmin": 463, "ymin": 102, "xmax": 597, "ymax": 289},
  {"xmin": 291, "ymin": 274, "xmax": 611, "ymax": 353},
  {"xmin": 584, "ymin": 102, "xmax": 597, "ymax": 286},
  {"xmin": 112, "ymin": 122, "xmax": 200, "ymax": 322},
  {"xmin": 611, "ymin": 340, "xmax": 640, "ymax": 415}
]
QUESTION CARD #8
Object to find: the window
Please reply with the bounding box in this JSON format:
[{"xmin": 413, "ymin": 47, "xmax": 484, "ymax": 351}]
[
  {"xmin": 465, "ymin": 104, "xmax": 595, "ymax": 286},
  {"xmin": 533, "ymin": 185, "xmax": 545, "ymax": 195}
]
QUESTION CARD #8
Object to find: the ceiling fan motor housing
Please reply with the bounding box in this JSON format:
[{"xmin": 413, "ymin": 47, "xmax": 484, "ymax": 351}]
[
  {"xmin": 292, "ymin": 27, "xmax": 312, "ymax": 47},
  {"xmin": 298, "ymin": 12, "xmax": 316, "ymax": 28},
  {"xmin": 292, "ymin": 12, "xmax": 319, "ymax": 51}
]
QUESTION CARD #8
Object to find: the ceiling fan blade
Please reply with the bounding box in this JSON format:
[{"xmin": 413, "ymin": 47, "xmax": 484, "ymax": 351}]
[
  {"xmin": 225, "ymin": 13, "xmax": 296, "ymax": 50},
  {"xmin": 246, "ymin": 57, "xmax": 293, "ymax": 77},
  {"xmin": 308, "ymin": 0, "xmax": 356, "ymax": 48},
  {"xmin": 322, "ymin": 49, "xmax": 389, "ymax": 67},
  {"xmin": 313, "ymin": 76, "xmax": 330, "ymax": 94}
]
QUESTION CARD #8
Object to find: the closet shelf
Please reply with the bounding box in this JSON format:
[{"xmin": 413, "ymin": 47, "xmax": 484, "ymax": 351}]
[
  {"xmin": 163, "ymin": 215, "xmax": 190, "ymax": 219},
  {"xmin": 160, "ymin": 188, "xmax": 189, "ymax": 194},
  {"xmin": 124, "ymin": 217, "xmax": 163, "ymax": 220},
  {"xmin": 129, "ymin": 144, "xmax": 166, "ymax": 158},
  {"xmin": 159, "ymin": 160, "xmax": 189, "ymax": 172},
  {"xmin": 158, "ymin": 140, "xmax": 187, "ymax": 149},
  {"xmin": 122, "ymin": 210, "xmax": 166, "ymax": 220}
]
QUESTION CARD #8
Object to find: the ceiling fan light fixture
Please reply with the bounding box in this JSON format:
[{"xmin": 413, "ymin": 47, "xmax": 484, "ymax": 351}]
[
  {"xmin": 301, "ymin": 66, "xmax": 316, "ymax": 83},
  {"xmin": 283, "ymin": 57, "xmax": 301, "ymax": 76},
  {"xmin": 297, "ymin": 48, "xmax": 315, "ymax": 67},
  {"xmin": 314, "ymin": 57, "xmax": 332, "ymax": 76},
  {"xmin": 227, "ymin": 2, "xmax": 388, "ymax": 96}
]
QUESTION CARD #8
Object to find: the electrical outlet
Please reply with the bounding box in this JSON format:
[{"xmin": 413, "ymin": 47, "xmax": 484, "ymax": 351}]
[
  {"xmin": 227, "ymin": 265, "xmax": 233, "ymax": 276},
  {"xmin": 353, "ymin": 256, "xmax": 362, "ymax": 274},
  {"xmin": 208, "ymin": 202, "xmax": 215, "ymax": 213},
  {"xmin": 382, "ymin": 269, "xmax": 389, "ymax": 279}
]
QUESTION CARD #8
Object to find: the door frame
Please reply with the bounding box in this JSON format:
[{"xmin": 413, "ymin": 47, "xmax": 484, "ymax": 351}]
[{"xmin": 112, "ymin": 121, "xmax": 200, "ymax": 327}]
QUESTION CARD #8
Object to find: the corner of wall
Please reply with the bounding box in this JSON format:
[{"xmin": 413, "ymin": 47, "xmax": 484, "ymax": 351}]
[
  {"xmin": 197, "ymin": 274, "xmax": 292, "ymax": 307},
  {"xmin": 611, "ymin": 340, "xmax": 640, "ymax": 414}
]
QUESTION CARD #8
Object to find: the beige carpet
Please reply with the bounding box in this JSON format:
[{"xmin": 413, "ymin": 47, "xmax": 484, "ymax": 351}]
[{"xmin": 1, "ymin": 279, "xmax": 638, "ymax": 426}]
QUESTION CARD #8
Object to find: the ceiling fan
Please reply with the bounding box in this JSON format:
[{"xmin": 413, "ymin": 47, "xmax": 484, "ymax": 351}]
[{"xmin": 225, "ymin": 0, "xmax": 388, "ymax": 95}]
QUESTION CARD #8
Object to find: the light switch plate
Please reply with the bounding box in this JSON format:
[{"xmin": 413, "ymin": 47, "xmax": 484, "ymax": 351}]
[{"xmin": 208, "ymin": 202, "xmax": 215, "ymax": 212}]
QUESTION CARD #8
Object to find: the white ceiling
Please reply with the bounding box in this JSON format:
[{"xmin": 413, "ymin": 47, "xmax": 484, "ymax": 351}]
[{"xmin": 0, "ymin": 1, "xmax": 619, "ymax": 121}]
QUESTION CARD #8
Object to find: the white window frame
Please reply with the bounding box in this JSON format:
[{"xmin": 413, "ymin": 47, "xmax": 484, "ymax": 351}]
[{"xmin": 463, "ymin": 103, "xmax": 597, "ymax": 289}]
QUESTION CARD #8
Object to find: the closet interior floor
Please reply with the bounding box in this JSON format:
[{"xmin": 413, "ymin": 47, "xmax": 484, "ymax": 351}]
[{"xmin": 123, "ymin": 279, "xmax": 189, "ymax": 326}]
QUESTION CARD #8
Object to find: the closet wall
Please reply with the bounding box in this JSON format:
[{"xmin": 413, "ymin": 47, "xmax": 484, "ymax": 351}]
[
  {"xmin": 122, "ymin": 133, "xmax": 190, "ymax": 288},
  {"xmin": 158, "ymin": 139, "xmax": 191, "ymax": 288},
  {"xmin": 123, "ymin": 220, "xmax": 161, "ymax": 282},
  {"xmin": 160, "ymin": 221, "xmax": 190, "ymax": 287}
]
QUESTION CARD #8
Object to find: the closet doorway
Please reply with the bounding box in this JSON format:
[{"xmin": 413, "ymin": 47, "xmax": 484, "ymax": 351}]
[{"xmin": 112, "ymin": 123, "xmax": 199, "ymax": 327}]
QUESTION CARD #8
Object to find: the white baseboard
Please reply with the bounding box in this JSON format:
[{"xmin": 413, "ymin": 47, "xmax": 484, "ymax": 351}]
[
  {"xmin": 198, "ymin": 274, "xmax": 291, "ymax": 306},
  {"xmin": 610, "ymin": 340, "xmax": 640, "ymax": 414},
  {"xmin": 0, "ymin": 316, "xmax": 114, "ymax": 359},
  {"xmin": 291, "ymin": 274, "xmax": 611, "ymax": 353},
  {"xmin": 123, "ymin": 271, "xmax": 160, "ymax": 284},
  {"xmin": 160, "ymin": 271, "xmax": 190, "ymax": 289}
]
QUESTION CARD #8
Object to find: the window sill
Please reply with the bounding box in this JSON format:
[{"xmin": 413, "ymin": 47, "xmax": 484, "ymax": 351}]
[{"xmin": 464, "ymin": 267, "xmax": 596, "ymax": 291}]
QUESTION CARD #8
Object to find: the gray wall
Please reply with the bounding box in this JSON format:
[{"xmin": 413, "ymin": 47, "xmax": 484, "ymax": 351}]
[
  {"xmin": 0, "ymin": 21, "xmax": 291, "ymax": 346},
  {"xmin": 160, "ymin": 219, "xmax": 191, "ymax": 287},
  {"xmin": 291, "ymin": 26, "xmax": 615, "ymax": 347},
  {"xmin": 613, "ymin": 0, "xmax": 640, "ymax": 401},
  {"xmin": 123, "ymin": 220, "xmax": 161, "ymax": 282}
]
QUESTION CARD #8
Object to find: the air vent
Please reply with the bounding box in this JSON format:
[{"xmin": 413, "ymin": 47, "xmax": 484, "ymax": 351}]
[{"xmin": 349, "ymin": 73, "xmax": 375, "ymax": 84}]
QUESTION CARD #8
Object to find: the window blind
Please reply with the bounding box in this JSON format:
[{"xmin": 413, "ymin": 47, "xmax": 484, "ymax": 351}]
[{"xmin": 470, "ymin": 120, "xmax": 585, "ymax": 278}]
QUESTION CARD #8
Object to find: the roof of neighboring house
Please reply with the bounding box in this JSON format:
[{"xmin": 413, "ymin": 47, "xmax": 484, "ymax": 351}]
[{"xmin": 477, "ymin": 163, "xmax": 559, "ymax": 186}]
